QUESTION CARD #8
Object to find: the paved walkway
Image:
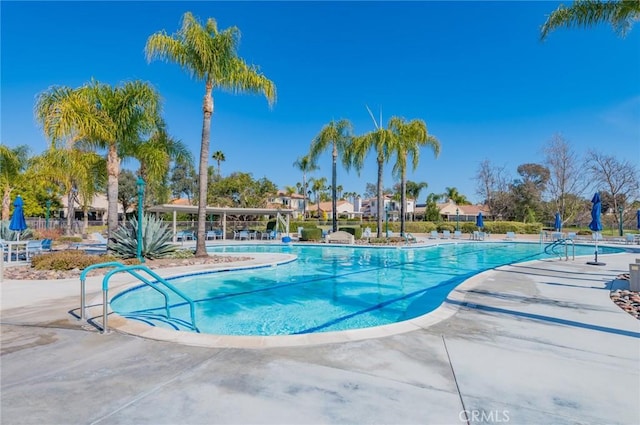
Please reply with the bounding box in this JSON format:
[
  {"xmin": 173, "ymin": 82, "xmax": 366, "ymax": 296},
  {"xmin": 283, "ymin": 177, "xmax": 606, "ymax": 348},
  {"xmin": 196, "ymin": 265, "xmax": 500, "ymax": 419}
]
[{"xmin": 1, "ymin": 242, "xmax": 639, "ymax": 424}]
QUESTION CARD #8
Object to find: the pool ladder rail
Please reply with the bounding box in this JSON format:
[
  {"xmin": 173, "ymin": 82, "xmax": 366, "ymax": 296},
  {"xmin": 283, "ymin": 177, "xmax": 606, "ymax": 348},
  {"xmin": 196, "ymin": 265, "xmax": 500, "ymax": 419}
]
[
  {"xmin": 544, "ymin": 238, "xmax": 575, "ymax": 261},
  {"xmin": 79, "ymin": 262, "xmax": 200, "ymax": 334}
]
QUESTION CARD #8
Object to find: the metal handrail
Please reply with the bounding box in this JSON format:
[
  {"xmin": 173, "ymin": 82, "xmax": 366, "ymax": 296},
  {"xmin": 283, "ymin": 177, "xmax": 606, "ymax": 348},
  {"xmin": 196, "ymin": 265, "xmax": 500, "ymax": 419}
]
[
  {"xmin": 99, "ymin": 264, "xmax": 199, "ymax": 335},
  {"xmin": 544, "ymin": 239, "xmax": 575, "ymax": 261},
  {"xmin": 79, "ymin": 262, "xmax": 125, "ymax": 320}
]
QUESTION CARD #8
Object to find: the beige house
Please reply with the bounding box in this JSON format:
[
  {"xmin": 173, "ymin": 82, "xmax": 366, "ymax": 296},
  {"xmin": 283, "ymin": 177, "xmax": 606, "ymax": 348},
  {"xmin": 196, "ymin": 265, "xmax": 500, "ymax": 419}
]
[
  {"xmin": 309, "ymin": 200, "xmax": 356, "ymax": 219},
  {"xmin": 59, "ymin": 193, "xmax": 128, "ymax": 222}
]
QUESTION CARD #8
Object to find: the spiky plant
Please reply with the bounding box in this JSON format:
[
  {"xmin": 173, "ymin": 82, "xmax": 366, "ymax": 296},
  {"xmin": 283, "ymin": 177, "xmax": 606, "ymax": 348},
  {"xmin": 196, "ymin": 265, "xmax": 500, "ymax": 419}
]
[{"xmin": 108, "ymin": 214, "xmax": 178, "ymax": 259}]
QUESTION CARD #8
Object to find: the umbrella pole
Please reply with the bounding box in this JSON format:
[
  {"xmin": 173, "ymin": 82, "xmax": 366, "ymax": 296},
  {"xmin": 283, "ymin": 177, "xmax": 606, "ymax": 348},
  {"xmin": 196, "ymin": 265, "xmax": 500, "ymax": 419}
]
[{"xmin": 587, "ymin": 232, "xmax": 606, "ymax": 266}]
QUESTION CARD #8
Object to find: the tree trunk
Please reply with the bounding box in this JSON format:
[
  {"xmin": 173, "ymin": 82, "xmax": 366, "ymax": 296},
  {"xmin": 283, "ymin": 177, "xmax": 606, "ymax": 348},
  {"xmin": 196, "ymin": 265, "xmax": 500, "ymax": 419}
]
[
  {"xmin": 66, "ymin": 190, "xmax": 74, "ymax": 236},
  {"xmin": 332, "ymin": 144, "xmax": 338, "ymax": 232},
  {"xmin": 2, "ymin": 187, "xmax": 11, "ymax": 221},
  {"xmin": 195, "ymin": 82, "xmax": 214, "ymax": 257},
  {"xmin": 400, "ymin": 161, "xmax": 407, "ymax": 236},
  {"xmin": 106, "ymin": 144, "xmax": 120, "ymax": 242},
  {"xmin": 376, "ymin": 157, "xmax": 384, "ymax": 238}
]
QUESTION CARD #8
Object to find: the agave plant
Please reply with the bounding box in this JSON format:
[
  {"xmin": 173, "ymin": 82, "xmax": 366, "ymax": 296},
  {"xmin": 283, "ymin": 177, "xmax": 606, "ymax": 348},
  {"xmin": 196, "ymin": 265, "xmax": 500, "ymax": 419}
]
[{"xmin": 108, "ymin": 214, "xmax": 177, "ymax": 259}]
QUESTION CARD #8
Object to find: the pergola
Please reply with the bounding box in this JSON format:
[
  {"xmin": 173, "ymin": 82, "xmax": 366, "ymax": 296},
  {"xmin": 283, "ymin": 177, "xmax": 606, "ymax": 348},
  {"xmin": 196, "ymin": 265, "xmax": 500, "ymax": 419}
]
[{"xmin": 147, "ymin": 204, "xmax": 295, "ymax": 241}]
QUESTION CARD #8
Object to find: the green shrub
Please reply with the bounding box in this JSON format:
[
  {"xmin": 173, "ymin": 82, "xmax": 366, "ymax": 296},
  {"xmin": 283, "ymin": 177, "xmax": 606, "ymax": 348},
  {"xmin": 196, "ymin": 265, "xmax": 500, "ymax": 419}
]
[
  {"xmin": 300, "ymin": 227, "xmax": 322, "ymax": 241},
  {"xmin": 58, "ymin": 236, "xmax": 83, "ymax": 243},
  {"xmin": 339, "ymin": 226, "xmax": 362, "ymax": 239},
  {"xmin": 482, "ymin": 221, "xmax": 543, "ymax": 234},
  {"xmin": 31, "ymin": 251, "xmax": 123, "ymax": 271},
  {"xmin": 437, "ymin": 223, "xmax": 455, "ymax": 232}
]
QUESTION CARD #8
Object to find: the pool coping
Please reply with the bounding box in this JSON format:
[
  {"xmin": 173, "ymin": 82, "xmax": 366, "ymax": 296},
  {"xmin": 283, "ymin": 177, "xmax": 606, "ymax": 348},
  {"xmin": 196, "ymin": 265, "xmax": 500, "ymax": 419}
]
[{"xmin": 88, "ymin": 243, "xmax": 635, "ymax": 349}]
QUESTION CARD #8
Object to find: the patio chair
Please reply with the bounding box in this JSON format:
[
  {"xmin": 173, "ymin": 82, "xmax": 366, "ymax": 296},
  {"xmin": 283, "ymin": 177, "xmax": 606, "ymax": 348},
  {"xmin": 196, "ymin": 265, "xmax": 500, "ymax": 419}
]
[
  {"xmin": 453, "ymin": 230, "xmax": 462, "ymax": 239},
  {"xmin": 505, "ymin": 231, "xmax": 516, "ymax": 241},
  {"xmin": 25, "ymin": 240, "xmax": 44, "ymax": 260},
  {"xmin": 176, "ymin": 230, "xmax": 195, "ymax": 241},
  {"xmin": 428, "ymin": 230, "xmax": 439, "ymax": 239},
  {"xmin": 442, "ymin": 230, "xmax": 451, "ymax": 239}
]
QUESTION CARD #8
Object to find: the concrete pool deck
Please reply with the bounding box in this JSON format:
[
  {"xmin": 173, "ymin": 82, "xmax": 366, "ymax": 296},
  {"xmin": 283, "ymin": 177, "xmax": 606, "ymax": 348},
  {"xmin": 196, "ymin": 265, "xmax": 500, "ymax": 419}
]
[{"xmin": 1, "ymin": 241, "xmax": 639, "ymax": 424}]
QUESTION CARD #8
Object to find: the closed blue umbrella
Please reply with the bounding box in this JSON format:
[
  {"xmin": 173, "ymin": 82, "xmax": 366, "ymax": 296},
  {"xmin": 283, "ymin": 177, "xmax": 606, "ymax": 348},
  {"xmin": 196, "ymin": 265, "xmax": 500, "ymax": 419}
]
[
  {"xmin": 554, "ymin": 212, "xmax": 562, "ymax": 231},
  {"xmin": 476, "ymin": 212, "xmax": 484, "ymax": 229},
  {"xmin": 636, "ymin": 209, "xmax": 640, "ymax": 230},
  {"xmin": 588, "ymin": 193, "xmax": 603, "ymax": 232},
  {"xmin": 587, "ymin": 192, "xmax": 604, "ymax": 265},
  {"xmin": 9, "ymin": 195, "xmax": 27, "ymax": 241}
]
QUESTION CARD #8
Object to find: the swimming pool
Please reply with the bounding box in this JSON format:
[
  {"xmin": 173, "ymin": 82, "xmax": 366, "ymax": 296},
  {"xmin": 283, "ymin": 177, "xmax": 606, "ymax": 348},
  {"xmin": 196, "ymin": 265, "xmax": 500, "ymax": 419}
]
[{"xmin": 110, "ymin": 242, "xmax": 622, "ymax": 337}]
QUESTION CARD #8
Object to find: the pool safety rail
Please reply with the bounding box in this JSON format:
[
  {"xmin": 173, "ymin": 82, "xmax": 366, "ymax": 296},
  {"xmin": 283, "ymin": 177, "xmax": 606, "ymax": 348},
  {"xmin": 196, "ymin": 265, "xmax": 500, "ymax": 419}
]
[
  {"xmin": 544, "ymin": 238, "xmax": 575, "ymax": 261},
  {"xmin": 79, "ymin": 262, "xmax": 199, "ymax": 334}
]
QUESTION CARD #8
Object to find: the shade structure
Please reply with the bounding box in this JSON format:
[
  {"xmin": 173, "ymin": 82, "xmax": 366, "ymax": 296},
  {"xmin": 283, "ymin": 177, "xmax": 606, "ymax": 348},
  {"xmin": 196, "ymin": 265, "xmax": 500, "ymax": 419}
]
[
  {"xmin": 476, "ymin": 212, "xmax": 484, "ymax": 229},
  {"xmin": 554, "ymin": 212, "xmax": 562, "ymax": 231},
  {"xmin": 588, "ymin": 193, "xmax": 603, "ymax": 232},
  {"xmin": 587, "ymin": 192, "xmax": 604, "ymax": 266},
  {"xmin": 9, "ymin": 195, "xmax": 28, "ymax": 240}
]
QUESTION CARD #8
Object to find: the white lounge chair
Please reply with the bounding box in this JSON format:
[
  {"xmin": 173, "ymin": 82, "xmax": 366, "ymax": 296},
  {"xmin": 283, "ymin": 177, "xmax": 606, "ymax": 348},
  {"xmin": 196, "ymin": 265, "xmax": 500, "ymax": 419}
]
[
  {"xmin": 442, "ymin": 230, "xmax": 451, "ymax": 239},
  {"xmin": 505, "ymin": 232, "xmax": 516, "ymax": 241},
  {"xmin": 453, "ymin": 230, "xmax": 462, "ymax": 239},
  {"xmin": 429, "ymin": 231, "xmax": 439, "ymax": 239}
]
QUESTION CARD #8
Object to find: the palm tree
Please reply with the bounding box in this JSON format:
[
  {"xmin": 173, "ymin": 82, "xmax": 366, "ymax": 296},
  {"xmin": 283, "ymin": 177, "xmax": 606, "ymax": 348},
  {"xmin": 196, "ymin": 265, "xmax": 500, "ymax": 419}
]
[
  {"xmin": 308, "ymin": 119, "xmax": 354, "ymax": 232},
  {"xmin": 212, "ymin": 151, "xmax": 226, "ymax": 178},
  {"xmin": 406, "ymin": 181, "xmax": 428, "ymax": 204},
  {"xmin": 444, "ymin": 187, "xmax": 471, "ymax": 206},
  {"xmin": 293, "ymin": 155, "xmax": 318, "ymax": 219},
  {"xmin": 31, "ymin": 147, "xmax": 106, "ymax": 236},
  {"xmin": 541, "ymin": 0, "xmax": 640, "ymax": 40},
  {"xmin": 348, "ymin": 112, "xmax": 396, "ymax": 238},
  {"xmin": 389, "ymin": 117, "xmax": 440, "ymax": 236},
  {"xmin": 135, "ymin": 123, "xmax": 192, "ymax": 206},
  {"xmin": 35, "ymin": 80, "xmax": 161, "ymax": 240},
  {"xmin": 146, "ymin": 12, "xmax": 276, "ymax": 257},
  {"xmin": 0, "ymin": 144, "xmax": 29, "ymax": 221},
  {"xmin": 310, "ymin": 177, "xmax": 327, "ymax": 218}
]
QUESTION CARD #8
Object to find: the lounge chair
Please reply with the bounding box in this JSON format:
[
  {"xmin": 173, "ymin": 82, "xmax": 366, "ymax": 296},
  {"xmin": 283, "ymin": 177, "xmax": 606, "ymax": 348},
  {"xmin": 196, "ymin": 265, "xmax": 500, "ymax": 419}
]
[
  {"xmin": 453, "ymin": 230, "xmax": 462, "ymax": 239},
  {"xmin": 429, "ymin": 231, "xmax": 439, "ymax": 239},
  {"xmin": 442, "ymin": 230, "xmax": 451, "ymax": 239},
  {"xmin": 505, "ymin": 232, "xmax": 516, "ymax": 241}
]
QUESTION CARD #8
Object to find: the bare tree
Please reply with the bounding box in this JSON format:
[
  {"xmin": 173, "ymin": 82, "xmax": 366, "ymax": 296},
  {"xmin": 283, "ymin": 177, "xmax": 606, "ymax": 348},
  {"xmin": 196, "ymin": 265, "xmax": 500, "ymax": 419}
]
[
  {"xmin": 475, "ymin": 159, "xmax": 509, "ymax": 215},
  {"xmin": 543, "ymin": 134, "xmax": 588, "ymax": 225},
  {"xmin": 585, "ymin": 150, "xmax": 640, "ymax": 227}
]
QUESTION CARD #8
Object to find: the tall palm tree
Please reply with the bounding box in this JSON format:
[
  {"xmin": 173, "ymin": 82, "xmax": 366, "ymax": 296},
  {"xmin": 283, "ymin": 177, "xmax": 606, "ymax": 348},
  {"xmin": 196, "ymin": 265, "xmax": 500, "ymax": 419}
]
[
  {"xmin": 541, "ymin": 0, "xmax": 640, "ymax": 40},
  {"xmin": 348, "ymin": 112, "xmax": 396, "ymax": 238},
  {"xmin": 0, "ymin": 144, "xmax": 29, "ymax": 221},
  {"xmin": 34, "ymin": 80, "xmax": 160, "ymax": 240},
  {"xmin": 146, "ymin": 12, "xmax": 276, "ymax": 257},
  {"xmin": 293, "ymin": 155, "xmax": 318, "ymax": 219},
  {"xmin": 308, "ymin": 119, "xmax": 353, "ymax": 231},
  {"xmin": 389, "ymin": 117, "xmax": 440, "ymax": 236},
  {"xmin": 212, "ymin": 151, "xmax": 226, "ymax": 178}
]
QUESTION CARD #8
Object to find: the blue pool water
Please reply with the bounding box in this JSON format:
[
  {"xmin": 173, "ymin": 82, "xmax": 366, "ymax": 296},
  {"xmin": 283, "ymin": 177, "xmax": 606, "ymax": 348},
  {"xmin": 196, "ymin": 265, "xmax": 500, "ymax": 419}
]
[{"xmin": 110, "ymin": 242, "xmax": 621, "ymax": 336}]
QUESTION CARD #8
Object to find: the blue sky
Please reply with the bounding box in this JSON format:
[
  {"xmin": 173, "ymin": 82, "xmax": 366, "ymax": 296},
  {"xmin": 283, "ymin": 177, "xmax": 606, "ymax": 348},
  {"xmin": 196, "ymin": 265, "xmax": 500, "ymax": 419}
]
[{"xmin": 2, "ymin": 1, "xmax": 639, "ymax": 204}]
